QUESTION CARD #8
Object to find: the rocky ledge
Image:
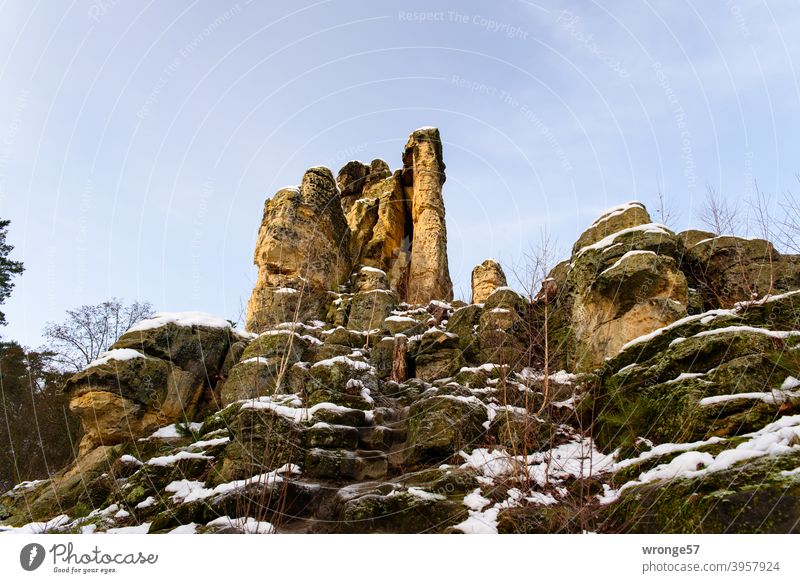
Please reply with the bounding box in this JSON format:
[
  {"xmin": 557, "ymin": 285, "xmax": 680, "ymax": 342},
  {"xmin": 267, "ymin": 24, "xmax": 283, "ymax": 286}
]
[{"xmin": 2, "ymin": 131, "xmax": 800, "ymax": 534}]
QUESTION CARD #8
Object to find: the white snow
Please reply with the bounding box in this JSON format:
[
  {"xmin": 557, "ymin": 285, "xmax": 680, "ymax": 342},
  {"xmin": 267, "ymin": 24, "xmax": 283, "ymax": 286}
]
[
  {"xmin": 165, "ymin": 464, "xmax": 301, "ymax": 504},
  {"xmin": 135, "ymin": 496, "xmax": 156, "ymax": 509},
  {"xmin": 148, "ymin": 422, "xmax": 202, "ymax": 439},
  {"xmin": 589, "ymin": 201, "xmax": 645, "ymax": 228},
  {"xmin": 127, "ymin": 311, "xmax": 231, "ymax": 333},
  {"xmin": 404, "ymin": 487, "xmax": 446, "ymax": 501},
  {"xmin": 614, "ymin": 414, "xmax": 800, "ymax": 494},
  {"xmin": 384, "ymin": 315, "xmax": 417, "ymax": 324},
  {"xmin": 240, "ymin": 394, "xmax": 367, "ymax": 424},
  {"xmin": 206, "ymin": 516, "xmax": 275, "ymax": 534},
  {"xmin": 575, "ymin": 223, "xmax": 671, "ymax": 256},
  {"xmin": 613, "ymin": 436, "xmax": 725, "ymax": 471},
  {"xmin": 699, "ymin": 389, "xmax": 800, "ymax": 407},
  {"xmin": 146, "ymin": 450, "xmax": 212, "ymax": 467},
  {"xmin": 735, "ymin": 290, "xmax": 800, "ymax": 308},
  {"xmin": 619, "ymin": 309, "xmax": 735, "ymax": 351},
  {"xmin": 462, "ymin": 488, "xmax": 491, "ymax": 511},
  {"xmin": 187, "ymin": 437, "xmax": 230, "ymax": 450},
  {"xmin": 86, "ymin": 348, "xmax": 146, "ymax": 368},
  {"xmin": 168, "ymin": 523, "xmax": 198, "ymax": 534},
  {"xmin": 106, "ymin": 523, "xmax": 151, "ymax": 534},
  {"xmin": 693, "ymin": 326, "xmax": 800, "ymax": 340},
  {"xmin": 11, "ymin": 479, "xmax": 45, "ymax": 491},
  {"xmin": 1, "ymin": 514, "xmax": 70, "ymax": 534},
  {"xmin": 311, "ymin": 356, "xmax": 373, "ymax": 371},
  {"xmin": 782, "ymin": 376, "xmax": 800, "ymax": 391},
  {"xmin": 665, "ymin": 372, "xmax": 705, "ymax": 384},
  {"xmin": 358, "ymin": 266, "xmax": 386, "ymax": 275},
  {"xmin": 118, "ymin": 454, "xmax": 143, "ymax": 466}
]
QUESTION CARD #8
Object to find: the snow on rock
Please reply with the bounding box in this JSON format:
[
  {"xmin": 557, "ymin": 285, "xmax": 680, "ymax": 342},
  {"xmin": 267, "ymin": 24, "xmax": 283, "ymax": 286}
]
[
  {"xmin": 619, "ymin": 309, "xmax": 735, "ymax": 351},
  {"xmin": 118, "ymin": 454, "xmax": 143, "ymax": 466},
  {"xmin": 127, "ymin": 311, "xmax": 232, "ymax": 333},
  {"xmin": 206, "ymin": 516, "xmax": 275, "ymax": 534},
  {"xmin": 165, "ymin": 464, "xmax": 301, "ymax": 504},
  {"xmin": 664, "ymin": 372, "xmax": 706, "ymax": 384},
  {"xmin": 699, "ymin": 389, "xmax": 800, "ymax": 407},
  {"xmin": 168, "ymin": 523, "xmax": 198, "ymax": 534},
  {"xmin": 311, "ymin": 356, "xmax": 373, "ymax": 371},
  {"xmin": 107, "ymin": 523, "xmax": 152, "ymax": 534},
  {"xmin": 0, "ymin": 514, "xmax": 70, "ymax": 534},
  {"xmin": 575, "ymin": 223, "xmax": 671, "ymax": 256},
  {"xmin": 462, "ymin": 488, "xmax": 492, "ymax": 511},
  {"xmin": 589, "ymin": 201, "xmax": 645, "ymax": 228},
  {"xmin": 693, "ymin": 326, "xmax": 800, "ymax": 340},
  {"xmin": 148, "ymin": 423, "xmax": 202, "ymax": 439},
  {"xmin": 135, "ymin": 497, "xmax": 156, "ymax": 509},
  {"xmin": 146, "ymin": 450, "xmax": 212, "ymax": 467},
  {"xmin": 86, "ymin": 348, "xmax": 146, "ymax": 369},
  {"xmin": 599, "ymin": 250, "xmax": 657, "ymax": 277},
  {"xmin": 611, "ymin": 414, "xmax": 800, "ymax": 497}
]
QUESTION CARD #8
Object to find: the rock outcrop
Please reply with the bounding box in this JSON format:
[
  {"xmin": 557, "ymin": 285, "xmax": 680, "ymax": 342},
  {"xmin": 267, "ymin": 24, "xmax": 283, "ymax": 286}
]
[
  {"xmin": 544, "ymin": 202, "xmax": 689, "ymax": 370},
  {"xmin": 246, "ymin": 129, "xmax": 453, "ymax": 333},
  {"xmin": 63, "ymin": 313, "xmax": 244, "ymax": 455},
  {"xmin": 471, "ymin": 259, "xmax": 507, "ymax": 304},
  {"xmin": 402, "ymin": 128, "xmax": 453, "ymax": 304},
  {"xmin": 5, "ymin": 152, "xmax": 800, "ymax": 535}
]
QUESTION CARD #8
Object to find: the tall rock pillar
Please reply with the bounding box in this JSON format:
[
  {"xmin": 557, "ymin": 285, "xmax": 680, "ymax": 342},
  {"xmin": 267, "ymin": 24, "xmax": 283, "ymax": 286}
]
[{"xmin": 402, "ymin": 127, "xmax": 453, "ymax": 303}]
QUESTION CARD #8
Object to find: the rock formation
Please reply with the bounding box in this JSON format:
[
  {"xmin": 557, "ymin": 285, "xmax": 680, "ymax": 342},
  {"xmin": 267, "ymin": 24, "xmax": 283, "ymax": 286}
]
[
  {"xmin": 246, "ymin": 128, "xmax": 452, "ymax": 333},
  {"xmin": 5, "ymin": 146, "xmax": 800, "ymax": 535},
  {"xmin": 402, "ymin": 127, "xmax": 453, "ymax": 304},
  {"xmin": 471, "ymin": 259, "xmax": 507, "ymax": 304}
]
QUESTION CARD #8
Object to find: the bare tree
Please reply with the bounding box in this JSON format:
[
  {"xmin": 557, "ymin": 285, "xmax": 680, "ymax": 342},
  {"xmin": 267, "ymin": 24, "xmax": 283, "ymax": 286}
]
[
  {"xmin": 42, "ymin": 298, "xmax": 154, "ymax": 372},
  {"xmin": 699, "ymin": 185, "xmax": 741, "ymax": 235},
  {"xmin": 652, "ymin": 189, "xmax": 678, "ymax": 229}
]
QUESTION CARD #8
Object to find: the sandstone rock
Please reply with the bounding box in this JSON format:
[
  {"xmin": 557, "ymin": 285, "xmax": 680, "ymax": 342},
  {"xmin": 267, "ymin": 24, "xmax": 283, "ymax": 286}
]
[
  {"xmin": 306, "ymin": 356, "xmax": 378, "ymax": 409},
  {"xmin": 478, "ymin": 287, "xmax": 528, "ymax": 368},
  {"xmin": 69, "ymin": 392, "xmax": 142, "ymax": 455},
  {"xmin": 471, "ymin": 259, "xmax": 507, "ymax": 304},
  {"xmin": 681, "ymin": 235, "xmax": 800, "ymax": 308},
  {"xmin": 351, "ymin": 265, "xmax": 390, "ymax": 292},
  {"xmin": 337, "ymin": 160, "xmax": 369, "ymax": 199},
  {"xmin": 551, "ymin": 210, "xmax": 689, "ymax": 370},
  {"xmin": 407, "ymin": 395, "xmax": 486, "ymax": 462},
  {"xmin": 402, "ymin": 128, "xmax": 453, "ymax": 304},
  {"xmin": 575, "ymin": 251, "xmax": 688, "ymax": 367},
  {"xmin": 346, "ymin": 173, "xmax": 410, "ymax": 294},
  {"xmin": 572, "ymin": 201, "xmax": 651, "ymax": 255},
  {"xmin": 411, "ymin": 327, "xmax": 463, "ymax": 381},
  {"xmin": 347, "ymin": 289, "xmax": 399, "ymax": 331},
  {"xmin": 445, "ymin": 304, "xmax": 482, "ymax": 365},
  {"xmin": 246, "ymin": 167, "xmax": 351, "ymax": 332},
  {"xmin": 677, "ymin": 229, "xmax": 715, "ymax": 248}
]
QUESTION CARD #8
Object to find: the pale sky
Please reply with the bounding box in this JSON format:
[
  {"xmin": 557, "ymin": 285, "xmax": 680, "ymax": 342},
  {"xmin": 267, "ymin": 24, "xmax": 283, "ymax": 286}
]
[{"xmin": 1, "ymin": 0, "xmax": 799, "ymax": 347}]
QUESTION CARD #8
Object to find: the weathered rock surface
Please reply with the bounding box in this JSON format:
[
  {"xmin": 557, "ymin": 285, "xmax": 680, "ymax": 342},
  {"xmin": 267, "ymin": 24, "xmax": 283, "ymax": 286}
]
[
  {"xmin": 246, "ymin": 167, "xmax": 351, "ymax": 331},
  {"xmin": 471, "ymin": 259, "xmax": 507, "ymax": 304},
  {"xmin": 402, "ymin": 128, "xmax": 453, "ymax": 304},
  {"xmin": 7, "ymin": 158, "xmax": 800, "ymax": 535}
]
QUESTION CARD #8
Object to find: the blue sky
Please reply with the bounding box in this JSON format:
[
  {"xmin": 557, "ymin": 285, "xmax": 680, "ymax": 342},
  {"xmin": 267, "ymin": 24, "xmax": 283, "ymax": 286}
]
[{"xmin": 1, "ymin": 0, "xmax": 799, "ymax": 347}]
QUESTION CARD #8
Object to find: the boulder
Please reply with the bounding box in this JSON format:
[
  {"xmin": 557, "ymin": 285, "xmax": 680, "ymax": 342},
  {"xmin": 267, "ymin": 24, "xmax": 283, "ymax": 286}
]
[
  {"xmin": 571, "ymin": 201, "xmax": 651, "ymax": 255},
  {"xmin": 407, "ymin": 395, "xmax": 487, "ymax": 462},
  {"xmin": 471, "ymin": 259, "xmax": 507, "ymax": 304},
  {"xmin": 681, "ymin": 235, "xmax": 800, "ymax": 308},
  {"xmin": 347, "ymin": 289, "xmax": 399, "ymax": 331}
]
